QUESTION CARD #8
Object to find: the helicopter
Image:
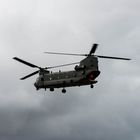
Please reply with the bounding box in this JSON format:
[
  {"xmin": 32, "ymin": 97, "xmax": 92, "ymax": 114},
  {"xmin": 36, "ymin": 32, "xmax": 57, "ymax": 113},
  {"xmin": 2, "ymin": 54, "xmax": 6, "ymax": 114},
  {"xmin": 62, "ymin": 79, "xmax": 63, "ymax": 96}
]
[{"xmin": 13, "ymin": 44, "xmax": 130, "ymax": 93}]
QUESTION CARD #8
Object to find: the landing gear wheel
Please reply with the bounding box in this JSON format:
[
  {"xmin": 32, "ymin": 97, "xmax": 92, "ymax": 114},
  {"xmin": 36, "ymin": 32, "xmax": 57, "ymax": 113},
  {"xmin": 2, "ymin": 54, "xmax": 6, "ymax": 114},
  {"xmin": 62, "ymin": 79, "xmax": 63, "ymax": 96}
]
[
  {"xmin": 90, "ymin": 84, "xmax": 94, "ymax": 88},
  {"xmin": 62, "ymin": 88, "xmax": 66, "ymax": 94},
  {"xmin": 36, "ymin": 88, "xmax": 39, "ymax": 91},
  {"xmin": 50, "ymin": 88, "xmax": 54, "ymax": 92}
]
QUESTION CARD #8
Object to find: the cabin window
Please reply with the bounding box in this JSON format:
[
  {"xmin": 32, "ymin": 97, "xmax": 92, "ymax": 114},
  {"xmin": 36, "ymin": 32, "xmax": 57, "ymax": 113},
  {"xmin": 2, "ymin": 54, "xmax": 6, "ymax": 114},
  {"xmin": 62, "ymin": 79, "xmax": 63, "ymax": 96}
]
[
  {"xmin": 41, "ymin": 78, "xmax": 44, "ymax": 81},
  {"xmin": 70, "ymin": 79, "xmax": 73, "ymax": 83},
  {"xmin": 73, "ymin": 74, "xmax": 76, "ymax": 77}
]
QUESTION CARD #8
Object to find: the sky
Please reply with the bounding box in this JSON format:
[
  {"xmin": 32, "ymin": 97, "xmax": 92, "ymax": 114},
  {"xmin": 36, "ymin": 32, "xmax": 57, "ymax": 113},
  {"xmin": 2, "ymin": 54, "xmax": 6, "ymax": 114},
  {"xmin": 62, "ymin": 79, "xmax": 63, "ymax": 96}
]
[{"xmin": 0, "ymin": 0, "xmax": 140, "ymax": 139}]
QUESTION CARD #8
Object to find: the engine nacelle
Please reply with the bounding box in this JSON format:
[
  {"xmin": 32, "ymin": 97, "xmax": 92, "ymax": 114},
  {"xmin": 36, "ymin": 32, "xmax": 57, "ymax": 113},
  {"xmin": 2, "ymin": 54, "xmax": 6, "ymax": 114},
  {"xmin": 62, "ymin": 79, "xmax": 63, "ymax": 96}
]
[{"xmin": 75, "ymin": 65, "xmax": 86, "ymax": 71}]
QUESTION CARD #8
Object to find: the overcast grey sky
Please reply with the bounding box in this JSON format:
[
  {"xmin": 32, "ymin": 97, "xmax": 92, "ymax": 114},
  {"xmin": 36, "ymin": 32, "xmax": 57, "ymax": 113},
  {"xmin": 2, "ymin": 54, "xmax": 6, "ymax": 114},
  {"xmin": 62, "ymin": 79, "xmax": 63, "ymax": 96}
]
[{"xmin": 0, "ymin": 0, "xmax": 140, "ymax": 140}]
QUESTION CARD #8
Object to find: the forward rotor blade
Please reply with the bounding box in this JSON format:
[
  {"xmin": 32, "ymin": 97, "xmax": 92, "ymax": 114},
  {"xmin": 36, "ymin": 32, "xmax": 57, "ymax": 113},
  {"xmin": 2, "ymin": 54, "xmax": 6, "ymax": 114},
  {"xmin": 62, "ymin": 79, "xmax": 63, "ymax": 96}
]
[
  {"xmin": 89, "ymin": 44, "xmax": 98, "ymax": 55},
  {"xmin": 13, "ymin": 57, "xmax": 40, "ymax": 68},
  {"xmin": 44, "ymin": 52, "xmax": 86, "ymax": 56},
  {"xmin": 96, "ymin": 55, "xmax": 131, "ymax": 60},
  {"xmin": 20, "ymin": 70, "xmax": 39, "ymax": 80},
  {"xmin": 46, "ymin": 62, "xmax": 79, "ymax": 69}
]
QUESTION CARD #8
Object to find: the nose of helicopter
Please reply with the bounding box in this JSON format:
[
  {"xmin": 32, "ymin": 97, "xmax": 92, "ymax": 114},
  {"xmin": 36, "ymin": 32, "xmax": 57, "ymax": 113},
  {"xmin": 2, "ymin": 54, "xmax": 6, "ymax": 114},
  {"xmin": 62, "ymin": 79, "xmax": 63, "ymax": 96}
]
[
  {"xmin": 34, "ymin": 82, "xmax": 39, "ymax": 90},
  {"xmin": 34, "ymin": 82, "xmax": 37, "ymax": 87}
]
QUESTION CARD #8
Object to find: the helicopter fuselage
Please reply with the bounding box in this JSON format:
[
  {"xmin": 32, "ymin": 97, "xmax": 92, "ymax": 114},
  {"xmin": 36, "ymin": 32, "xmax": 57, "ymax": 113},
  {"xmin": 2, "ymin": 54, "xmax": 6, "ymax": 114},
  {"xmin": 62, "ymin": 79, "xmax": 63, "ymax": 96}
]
[
  {"xmin": 34, "ymin": 68, "xmax": 100, "ymax": 90},
  {"xmin": 34, "ymin": 56, "xmax": 100, "ymax": 91}
]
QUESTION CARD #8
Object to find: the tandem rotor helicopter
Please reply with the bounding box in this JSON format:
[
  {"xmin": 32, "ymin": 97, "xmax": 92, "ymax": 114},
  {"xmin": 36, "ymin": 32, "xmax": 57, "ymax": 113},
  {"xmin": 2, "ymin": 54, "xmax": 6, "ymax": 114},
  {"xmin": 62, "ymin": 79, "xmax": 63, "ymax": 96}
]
[{"xmin": 13, "ymin": 44, "xmax": 131, "ymax": 93}]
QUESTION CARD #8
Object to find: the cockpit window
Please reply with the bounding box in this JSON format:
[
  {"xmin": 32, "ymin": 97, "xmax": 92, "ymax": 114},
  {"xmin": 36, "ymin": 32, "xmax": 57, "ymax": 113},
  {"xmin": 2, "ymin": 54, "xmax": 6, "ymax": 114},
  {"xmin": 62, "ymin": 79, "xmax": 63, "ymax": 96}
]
[
  {"xmin": 41, "ymin": 78, "xmax": 44, "ymax": 81},
  {"xmin": 36, "ymin": 77, "xmax": 40, "ymax": 83}
]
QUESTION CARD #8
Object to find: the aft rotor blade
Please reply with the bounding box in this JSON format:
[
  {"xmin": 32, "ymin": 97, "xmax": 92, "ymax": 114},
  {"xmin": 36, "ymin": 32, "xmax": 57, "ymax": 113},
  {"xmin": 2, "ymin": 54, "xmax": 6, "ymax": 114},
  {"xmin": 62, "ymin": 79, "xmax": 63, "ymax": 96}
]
[
  {"xmin": 96, "ymin": 55, "xmax": 131, "ymax": 60},
  {"xmin": 13, "ymin": 57, "xmax": 40, "ymax": 68},
  {"xmin": 89, "ymin": 44, "xmax": 98, "ymax": 55},
  {"xmin": 20, "ymin": 70, "xmax": 39, "ymax": 80},
  {"xmin": 44, "ymin": 52, "xmax": 86, "ymax": 56},
  {"xmin": 46, "ymin": 62, "xmax": 79, "ymax": 69}
]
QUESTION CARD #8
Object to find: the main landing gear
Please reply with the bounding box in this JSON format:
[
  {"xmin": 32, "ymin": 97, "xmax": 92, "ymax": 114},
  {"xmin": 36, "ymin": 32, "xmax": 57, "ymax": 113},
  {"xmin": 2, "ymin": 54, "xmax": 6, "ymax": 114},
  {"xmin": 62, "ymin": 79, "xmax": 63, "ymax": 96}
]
[
  {"xmin": 62, "ymin": 88, "xmax": 66, "ymax": 94},
  {"xmin": 50, "ymin": 88, "xmax": 54, "ymax": 92},
  {"xmin": 90, "ymin": 84, "xmax": 94, "ymax": 88},
  {"xmin": 49, "ymin": 88, "xmax": 66, "ymax": 93}
]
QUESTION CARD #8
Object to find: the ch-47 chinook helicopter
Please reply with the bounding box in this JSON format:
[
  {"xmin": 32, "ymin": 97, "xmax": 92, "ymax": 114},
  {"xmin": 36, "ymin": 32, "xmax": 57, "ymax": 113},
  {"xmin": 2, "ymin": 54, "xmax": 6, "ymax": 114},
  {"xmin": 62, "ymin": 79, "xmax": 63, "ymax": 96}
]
[{"xmin": 13, "ymin": 44, "xmax": 131, "ymax": 93}]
